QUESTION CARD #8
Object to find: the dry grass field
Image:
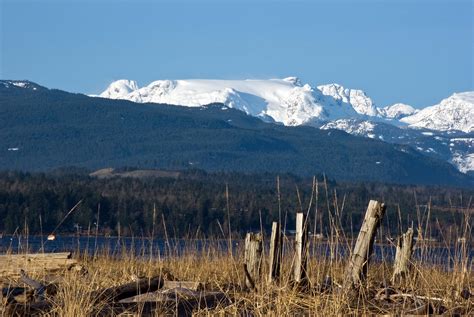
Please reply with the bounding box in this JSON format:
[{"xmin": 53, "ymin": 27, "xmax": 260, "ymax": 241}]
[
  {"xmin": 1, "ymin": 232, "xmax": 471, "ymax": 316},
  {"xmin": 1, "ymin": 194, "xmax": 472, "ymax": 316}
]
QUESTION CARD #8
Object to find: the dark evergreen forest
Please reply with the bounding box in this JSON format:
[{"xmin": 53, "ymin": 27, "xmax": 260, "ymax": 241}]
[{"xmin": 0, "ymin": 169, "xmax": 470, "ymax": 241}]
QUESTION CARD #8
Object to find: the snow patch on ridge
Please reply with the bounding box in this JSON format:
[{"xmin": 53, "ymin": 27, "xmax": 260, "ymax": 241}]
[
  {"xmin": 451, "ymin": 152, "xmax": 474, "ymax": 173},
  {"xmin": 321, "ymin": 119, "xmax": 375, "ymax": 136},
  {"xmin": 401, "ymin": 92, "xmax": 474, "ymax": 133}
]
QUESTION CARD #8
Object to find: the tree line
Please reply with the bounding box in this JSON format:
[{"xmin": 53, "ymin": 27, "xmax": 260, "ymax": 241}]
[{"xmin": 0, "ymin": 169, "xmax": 470, "ymax": 241}]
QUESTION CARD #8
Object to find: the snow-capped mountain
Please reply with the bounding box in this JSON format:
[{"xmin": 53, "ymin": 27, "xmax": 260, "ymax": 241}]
[
  {"xmin": 317, "ymin": 83, "xmax": 379, "ymax": 117},
  {"xmin": 99, "ymin": 79, "xmax": 138, "ymax": 98},
  {"xmin": 96, "ymin": 78, "xmax": 473, "ymax": 173},
  {"xmin": 379, "ymin": 103, "xmax": 418, "ymax": 120},
  {"xmin": 97, "ymin": 78, "xmax": 381, "ymax": 126},
  {"xmin": 98, "ymin": 78, "xmax": 473, "ymax": 132},
  {"xmin": 400, "ymin": 92, "xmax": 474, "ymax": 133}
]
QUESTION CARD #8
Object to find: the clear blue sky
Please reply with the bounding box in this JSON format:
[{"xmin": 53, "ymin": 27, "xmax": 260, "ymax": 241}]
[{"xmin": 1, "ymin": 0, "xmax": 472, "ymax": 108}]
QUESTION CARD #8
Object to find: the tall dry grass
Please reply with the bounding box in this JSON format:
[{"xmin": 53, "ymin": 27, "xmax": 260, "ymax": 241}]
[
  {"xmin": 6, "ymin": 228, "xmax": 467, "ymax": 316},
  {"xmin": 1, "ymin": 180, "xmax": 472, "ymax": 316}
]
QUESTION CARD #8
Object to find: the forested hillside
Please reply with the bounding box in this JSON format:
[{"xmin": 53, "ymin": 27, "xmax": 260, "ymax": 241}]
[{"xmin": 1, "ymin": 81, "xmax": 471, "ymax": 186}]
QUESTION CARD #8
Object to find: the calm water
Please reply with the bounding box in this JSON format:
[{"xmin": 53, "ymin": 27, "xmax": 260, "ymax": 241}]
[
  {"xmin": 0, "ymin": 234, "xmax": 230, "ymax": 257},
  {"xmin": 0, "ymin": 235, "xmax": 470, "ymax": 270}
]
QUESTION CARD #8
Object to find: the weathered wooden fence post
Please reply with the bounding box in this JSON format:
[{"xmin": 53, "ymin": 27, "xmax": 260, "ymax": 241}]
[
  {"xmin": 342, "ymin": 200, "xmax": 386, "ymax": 299},
  {"xmin": 244, "ymin": 232, "xmax": 263, "ymax": 290},
  {"xmin": 268, "ymin": 222, "xmax": 282, "ymax": 284},
  {"xmin": 391, "ymin": 227, "xmax": 414, "ymax": 285},
  {"xmin": 293, "ymin": 213, "xmax": 309, "ymax": 287}
]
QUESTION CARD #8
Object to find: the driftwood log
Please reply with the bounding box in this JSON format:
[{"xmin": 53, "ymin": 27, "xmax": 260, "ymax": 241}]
[
  {"xmin": 4, "ymin": 275, "xmax": 164, "ymax": 316},
  {"xmin": 112, "ymin": 288, "xmax": 231, "ymax": 317},
  {"xmin": 4, "ymin": 300, "xmax": 54, "ymax": 317},
  {"xmin": 163, "ymin": 280, "xmax": 203, "ymax": 291},
  {"xmin": 0, "ymin": 252, "xmax": 76, "ymax": 277},
  {"xmin": 19, "ymin": 270, "xmax": 46, "ymax": 297},
  {"xmin": 3, "ymin": 273, "xmax": 56, "ymax": 317},
  {"xmin": 1, "ymin": 287, "xmax": 30, "ymax": 306},
  {"xmin": 1, "ymin": 287, "xmax": 27, "ymax": 300},
  {"xmin": 90, "ymin": 275, "xmax": 164, "ymax": 304}
]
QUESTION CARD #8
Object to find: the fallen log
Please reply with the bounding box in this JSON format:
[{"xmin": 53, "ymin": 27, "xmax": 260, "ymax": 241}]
[
  {"xmin": 19, "ymin": 270, "xmax": 45, "ymax": 296},
  {"xmin": 163, "ymin": 280, "xmax": 203, "ymax": 291},
  {"xmin": 89, "ymin": 275, "xmax": 164, "ymax": 304},
  {"xmin": 1, "ymin": 287, "xmax": 28, "ymax": 305},
  {"xmin": 1, "ymin": 287, "xmax": 26, "ymax": 298},
  {"xmin": 0, "ymin": 252, "xmax": 76, "ymax": 277},
  {"xmin": 4, "ymin": 300, "xmax": 53, "ymax": 317},
  {"xmin": 4, "ymin": 276, "xmax": 164, "ymax": 316},
  {"xmin": 92, "ymin": 290, "xmax": 230, "ymax": 317},
  {"xmin": 113, "ymin": 288, "xmax": 231, "ymax": 317},
  {"xmin": 2, "ymin": 271, "xmax": 58, "ymax": 308}
]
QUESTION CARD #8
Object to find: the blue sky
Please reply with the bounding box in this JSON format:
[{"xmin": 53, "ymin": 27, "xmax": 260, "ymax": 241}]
[{"xmin": 1, "ymin": 0, "xmax": 472, "ymax": 108}]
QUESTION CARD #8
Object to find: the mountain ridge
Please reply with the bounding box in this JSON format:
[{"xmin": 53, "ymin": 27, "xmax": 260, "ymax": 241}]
[
  {"xmin": 97, "ymin": 77, "xmax": 473, "ymax": 132},
  {"xmin": 95, "ymin": 78, "xmax": 473, "ymax": 173},
  {"xmin": 1, "ymin": 79, "xmax": 471, "ymax": 187}
]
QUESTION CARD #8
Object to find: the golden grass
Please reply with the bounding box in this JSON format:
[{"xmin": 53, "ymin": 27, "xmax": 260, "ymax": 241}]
[{"xmin": 4, "ymin": 235, "xmax": 466, "ymax": 316}]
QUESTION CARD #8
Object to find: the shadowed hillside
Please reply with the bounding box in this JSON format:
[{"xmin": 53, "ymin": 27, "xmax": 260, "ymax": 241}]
[{"xmin": 0, "ymin": 81, "xmax": 471, "ymax": 186}]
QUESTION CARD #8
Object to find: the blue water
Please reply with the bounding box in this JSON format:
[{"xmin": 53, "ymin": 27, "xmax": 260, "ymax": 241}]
[
  {"xmin": 0, "ymin": 235, "xmax": 231, "ymax": 257},
  {"xmin": 0, "ymin": 235, "xmax": 470, "ymax": 270}
]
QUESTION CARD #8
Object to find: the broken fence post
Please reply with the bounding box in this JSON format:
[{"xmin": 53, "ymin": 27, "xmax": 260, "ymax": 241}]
[
  {"xmin": 268, "ymin": 221, "xmax": 282, "ymax": 285},
  {"xmin": 244, "ymin": 232, "xmax": 263, "ymax": 290},
  {"xmin": 391, "ymin": 227, "xmax": 414, "ymax": 285},
  {"xmin": 293, "ymin": 212, "xmax": 309, "ymax": 288},
  {"xmin": 342, "ymin": 200, "xmax": 386, "ymax": 299}
]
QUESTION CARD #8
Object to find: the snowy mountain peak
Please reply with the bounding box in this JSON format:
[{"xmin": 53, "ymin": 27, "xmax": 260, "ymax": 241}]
[
  {"xmin": 452, "ymin": 91, "xmax": 474, "ymax": 103},
  {"xmin": 97, "ymin": 78, "xmax": 337, "ymax": 126},
  {"xmin": 283, "ymin": 76, "xmax": 302, "ymax": 86},
  {"xmin": 317, "ymin": 83, "xmax": 379, "ymax": 117},
  {"xmin": 88, "ymin": 79, "xmax": 474, "ymax": 174},
  {"xmin": 100, "ymin": 79, "xmax": 139, "ymax": 99},
  {"xmin": 96, "ymin": 78, "xmax": 473, "ymax": 135},
  {"xmin": 401, "ymin": 92, "xmax": 474, "ymax": 133},
  {"xmin": 380, "ymin": 103, "xmax": 418, "ymax": 120}
]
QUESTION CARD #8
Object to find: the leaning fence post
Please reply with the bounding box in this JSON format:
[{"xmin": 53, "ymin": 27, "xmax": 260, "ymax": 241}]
[
  {"xmin": 342, "ymin": 200, "xmax": 386, "ymax": 299},
  {"xmin": 293, "ymin": 212, "xmax": 309, "ymax": 288},
  {"xmin": 268, "ymin": 222, "xmax": 282, "ymax": 284},
  {"xmin": 391, "ymin": 227, "xmax": 414, "ymax": 285},
  {"xmin": 244, "ymin": 232, "xmax": 263, "ymax": 290}
]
